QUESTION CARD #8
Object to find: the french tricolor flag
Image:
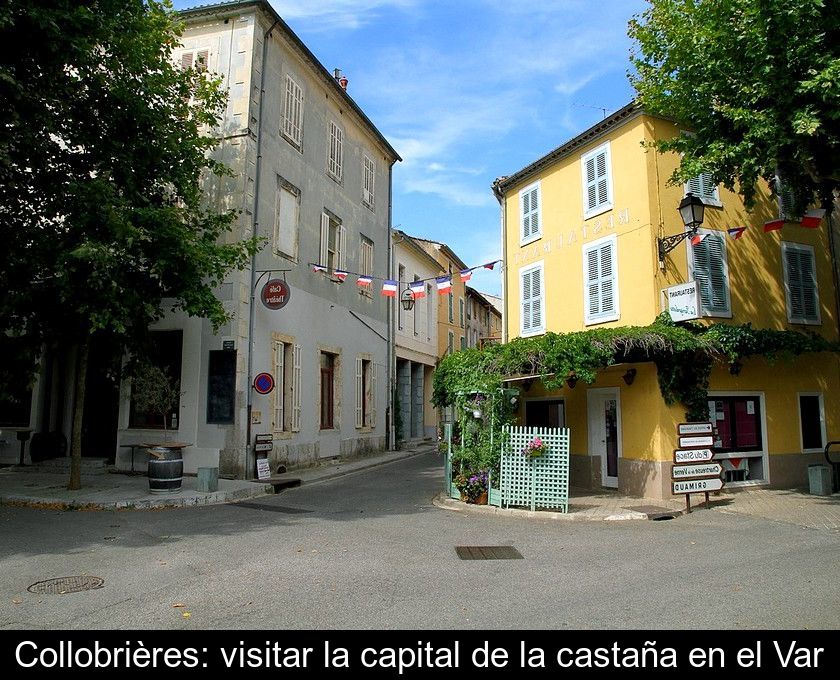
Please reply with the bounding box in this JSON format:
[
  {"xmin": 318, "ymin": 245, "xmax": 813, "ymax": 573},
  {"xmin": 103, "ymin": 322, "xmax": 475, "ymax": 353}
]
[
  {"xmin": 764, "ymin": 219, "xmax": 785, "ymax": 232},
  {"xmin": 690, "ymin": 233, "xmax": 708, "ymax": 246},
  {"xmin": 381, "ymin": 280, "xmax": 398, "ymax": 297},
  {"xmin": 436, "ymin": 276, "xmax": 452, "ymax": 294},
  {"xmin": 727, "ymin": 226, "xmax": 747, "ymax": 240},
  {"xmin": 333, "ymin": 270, "xmax": 348, "ymax": 282},
  {"xmin": 409, "ymin": 280, "xmax": 426, "ymax": 299},
  {"xmin": 312, "ymin": 264, "xmax": 327, "ymax": 273},
  {"xmin": 356, "ymin": 275, "xmax": 372, "ymax": 287},
  {"xmin": 799, "ymin": 209, "xmax": 826, "ymax": 229},
  {"xmin": 459, "ymin": 268, "xmax": 473, "ymax": 282}
]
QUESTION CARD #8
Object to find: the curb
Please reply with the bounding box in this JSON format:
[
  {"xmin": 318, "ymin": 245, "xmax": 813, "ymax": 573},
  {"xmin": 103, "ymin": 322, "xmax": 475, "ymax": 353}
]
[{"xmin": 432, "ymin": 493, "xmax": 679, "ymax": 522}]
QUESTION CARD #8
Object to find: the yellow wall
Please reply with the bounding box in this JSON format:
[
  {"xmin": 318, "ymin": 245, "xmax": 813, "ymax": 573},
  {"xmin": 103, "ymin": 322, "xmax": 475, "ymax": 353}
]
[{"xmin": 503, "ymin": 113, "xmax": 838, "ymax": 342}]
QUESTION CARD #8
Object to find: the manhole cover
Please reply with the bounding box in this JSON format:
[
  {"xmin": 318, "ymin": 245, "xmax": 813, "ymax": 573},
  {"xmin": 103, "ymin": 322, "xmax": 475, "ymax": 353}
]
[
  {"xmin": 28, "ymin": 576, "xmax": 104, "ymax": 595},
  {"xmin": 456, "ymin": 546, "xmax": 523, "ymax": 560}
]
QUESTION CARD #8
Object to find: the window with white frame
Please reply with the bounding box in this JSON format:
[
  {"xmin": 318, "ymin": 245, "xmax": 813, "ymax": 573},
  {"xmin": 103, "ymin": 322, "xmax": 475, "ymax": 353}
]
[
  {"xmin": 327, "ymin": 120, "xmax": 344, "ymax": 182},
  {"xmin": 581, "ymin": 143, "xmax": 612, "ymax": 218},
  {"xmin": 782, "ymin": 242, "xmax": 820, "ymax": 325},
  {"xmin": 274, "ymin": 178, "xmax": 299, "ymax": 261},
  {"xmin": 272, "ymin": 337, "xmax": 301, "ymax": 433},
  {"xmin": 775, "ymin": 172, "xmax": 799, "ymax": 220},
  {"xmin": 179, "ymin": 49, "xmax": 209, "ymax": 72},
  {"xmin": 359, "ymin": 235, "xmax": 374, "ymax": 298},
  {"xmin": 798, "ymin": 393, "xmax": 825, "ymax": 452},
  {"xmin": 282, "ymin": 75, "xmax": 304, "ymax": 148},
  {"xmin": 520, "ymin": 262, "xmax": 544, "ymax": 336},
  {"xmin": 686, "ymin": 173, "xmax": 721, "ymax": 206},
  {"xmin": 355, "ymin": 356, "xmax": 376, "ymax": 428},
  {"xmin": 519, "ymin": 181, "xmax": 541, "ymax": 244},
  {"xmin": 689, "ymin": 230, "xmax": 731, "ymax": 317},
  {"xmin": 363, "ymin": 155, "xmax": 375, "ymax": 208},
  {"xmin": 583, "ymin": 235, "xmax": 619, "ymax": 324},
  {"xmin": 319, "ymin": 212, "xmax": 345, "ymax": 272},
  {"xmin": 708, "ymin": 395, "xmax": 766, "ymax": 483}
]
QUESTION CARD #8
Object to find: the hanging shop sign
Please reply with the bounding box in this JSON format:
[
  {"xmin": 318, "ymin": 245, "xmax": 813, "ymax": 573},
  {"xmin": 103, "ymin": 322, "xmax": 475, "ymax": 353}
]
[
  {"xmin": 261, "ymin": 278, "xmax": 291, "ymax": 310},
  {"xmin": 664, "ymin": 281, "xmax": 700, "ymax": 322},
  {"xmin": 253, "ymin": 372, "xmax": 275, "ymax": 395}
]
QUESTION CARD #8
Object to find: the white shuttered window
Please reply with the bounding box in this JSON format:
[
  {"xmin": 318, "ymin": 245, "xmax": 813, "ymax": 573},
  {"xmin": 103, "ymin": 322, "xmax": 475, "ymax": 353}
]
[
  {"xmin": 581, "ymin": 143, "xmax": 612, "ymax": 217},
  {"xmin": 520, "ymin": 262, "xmax": 544, "ymax": 336},
  {"xmin": 519, "ymin": 182, "xmax": 541, "ymax": 244},
  {"xmin": 327, "ymin": 121, "xmax": 344, "ymax": 181},
  {"xmin": 291, "ymin": 344, "xmax": 301, "ymax": 431},
  {"xmin": 274, "ymin": 182, "xmax": 299, "ymax": 260},
  {"xmin": 782, "ymin": 242, "xmax": 820, "ymax": 325},
  {"xmin": 363, "ymin": 155, "xmax": 375, "ymax": 207},
  {"xmin": 319, "ymin": 213, "xmax": 345, "ymax": 271},
  {"xmin": 282, "ymin": 75, "xmax": 303, "ymax": 147},
  {"xmin": 689, "ymin": 230, "xmax": 731, "ymax": 317},
  {"xmin": 583, "ymin": 235, "xmax": 619, "ymax": 324},
  {"xmin": 272, "ymin": 340, "xmax": 286, "ymax": 432}
]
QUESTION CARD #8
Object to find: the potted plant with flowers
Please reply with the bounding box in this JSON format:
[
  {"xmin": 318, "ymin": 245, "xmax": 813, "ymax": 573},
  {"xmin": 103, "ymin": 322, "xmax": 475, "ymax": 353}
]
[
  {"xmin": 454, "ymin": 469, "xmax": 489, "ymax": 504},
  {"xmin": 521, "ymin": 436, "xmax": 548, "ymax": 459}
]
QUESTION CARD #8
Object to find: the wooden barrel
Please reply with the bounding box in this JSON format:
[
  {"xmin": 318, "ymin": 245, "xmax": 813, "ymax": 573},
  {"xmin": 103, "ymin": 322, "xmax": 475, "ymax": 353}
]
[{"xmin": 147, "ymin": 446, "xmax": 183, "ymax": 494}]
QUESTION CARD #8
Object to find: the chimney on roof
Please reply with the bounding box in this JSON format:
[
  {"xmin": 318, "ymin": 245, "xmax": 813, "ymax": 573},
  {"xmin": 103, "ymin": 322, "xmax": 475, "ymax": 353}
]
[{"xmin": 333, "ymin": 68, "xmax": 348, "ymax": 91}]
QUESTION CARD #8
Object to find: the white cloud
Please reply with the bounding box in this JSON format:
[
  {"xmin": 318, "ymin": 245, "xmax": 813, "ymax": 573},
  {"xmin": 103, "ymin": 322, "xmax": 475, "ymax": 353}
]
[{"xmin": 269, "ymin": 0, "xmax": 416, "ymax": 30}]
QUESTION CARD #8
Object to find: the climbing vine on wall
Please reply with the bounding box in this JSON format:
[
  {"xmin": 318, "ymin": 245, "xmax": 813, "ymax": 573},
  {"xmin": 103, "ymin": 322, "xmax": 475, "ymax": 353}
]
[{"xmin": 433, "ymin": 313, "xmax": 839, "ymax": 422}]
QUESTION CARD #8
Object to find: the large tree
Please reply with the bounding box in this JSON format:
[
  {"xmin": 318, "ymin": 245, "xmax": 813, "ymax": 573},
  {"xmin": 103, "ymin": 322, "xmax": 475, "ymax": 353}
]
[
  {"xmin": 0, "ymin": 1, "xmax": 257, "ymax": 488},
  {"xmin": 628, "ymin": 0, "xmax": 840, "ymax": 213}
]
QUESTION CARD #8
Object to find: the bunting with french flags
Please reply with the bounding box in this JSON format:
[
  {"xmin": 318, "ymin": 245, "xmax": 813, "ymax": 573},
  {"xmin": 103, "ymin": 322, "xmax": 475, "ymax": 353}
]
[
  {"xmin": 381, "ymin": 280, "xmax": 398, "ymax": 297},
  {"xmin": 727, "ymin": 226, "xmax": 747, "ymax": 240},
  {"xmin": 311, "ymin": 264, "xmax": 327, "ymax": 273},
  {"xmin": 409, "ymin": 280, "xmax": 426, "ymax": 299},
  {"xmin": 333, "ymin": 270, "xmax": 348, "ymax": 282},
  {"xmin": 436, "ymin": 276, "xmax": 452, "ymax": 294},
  {"xmin": 764, "ymin": 219, "xmax": 785, "ymax": 232},
  {"xmin": 799, "ymin": 209, "xmax": 826, "ymax": 229},
  {"xmin": 356, "ymin": 275, "xmax": 372, "ymax": 287},
  {"xmin": 690, "ymin": 233, "xmax": 708, "ymax": 246},
  {"xmin": 459, "ymin": 269, "xmax": 473, "ymax": 282}
]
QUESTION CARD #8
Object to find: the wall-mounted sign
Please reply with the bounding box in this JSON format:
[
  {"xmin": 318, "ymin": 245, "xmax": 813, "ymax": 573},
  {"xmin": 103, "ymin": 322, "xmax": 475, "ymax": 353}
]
[
  {"xmin": 223, "ymin": 340, "xmax": 235, "ymax": 351},
  {"xmin": 256, "ymin": 455, "xmax": 271, "ymax": 480},
  {"xmin": 261, "ymin": 278, "xmax": 291, "ymax": 310},
  {"xmin": 255, "ymin": 433, "xmax": 273, "ymax": 452},
  {"xmin": 253, "ymin": 372, "xmax": 275, "ymax": 395},
  {"xmin": 665, "ymin": 281, "xmax": 700, "ymax": 322}
]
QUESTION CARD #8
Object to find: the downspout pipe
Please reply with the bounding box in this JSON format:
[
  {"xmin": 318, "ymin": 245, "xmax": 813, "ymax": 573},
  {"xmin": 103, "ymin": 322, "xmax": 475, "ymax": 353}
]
[
  {"xmin": 492, "ymin": 181, "xmax": 508, "ymax": 343},
  {"xmin": 387, "ymin": 163, "xmax": 397, "ymax": 450},
  {"xmin": 245, "ymin": 17, "xmax": 281, "ymax": 478}
]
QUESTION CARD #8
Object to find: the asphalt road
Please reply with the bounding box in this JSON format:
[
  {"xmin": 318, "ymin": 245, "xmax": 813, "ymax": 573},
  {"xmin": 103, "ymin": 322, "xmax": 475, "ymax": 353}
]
[{"xmin": 1, "ymin": 452, "xmax": 838, "ymax": 629}]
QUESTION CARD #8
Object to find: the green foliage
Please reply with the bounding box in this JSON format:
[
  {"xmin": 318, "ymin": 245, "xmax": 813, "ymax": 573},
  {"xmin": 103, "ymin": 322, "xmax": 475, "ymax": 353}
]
[
  {"xmin": 629, "ymin": 0, "xmax": 840, "ymax": 212},
  {"xmin": 433, "ymin": 315, "xmax": 839, "ymax": 422},
  {"xmin": 129, "ymin": 362, "xmax": 182, "ymax": 435}
]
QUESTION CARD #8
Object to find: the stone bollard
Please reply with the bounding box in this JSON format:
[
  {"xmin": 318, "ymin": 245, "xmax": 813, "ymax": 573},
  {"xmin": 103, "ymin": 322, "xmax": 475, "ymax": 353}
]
[{"xmin": 197, "ymin": 467, "xmax": 219, "ymax": 493}]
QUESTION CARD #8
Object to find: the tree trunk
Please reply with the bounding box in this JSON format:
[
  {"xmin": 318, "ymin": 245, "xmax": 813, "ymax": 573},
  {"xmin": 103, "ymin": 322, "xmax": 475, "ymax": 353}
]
[{"xmin": 68, "ymin": 337, "xmax": 90, "ymax": 491}]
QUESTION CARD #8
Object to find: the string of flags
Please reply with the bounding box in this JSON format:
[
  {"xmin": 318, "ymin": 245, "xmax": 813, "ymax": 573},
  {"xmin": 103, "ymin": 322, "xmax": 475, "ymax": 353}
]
[
  {"xmin": 763, "ymin": 209, "xmax": 825, "ymax": 233},
  {"xmin": 309, "ymin": 259, "xmax": 502, "ymax": 298}
]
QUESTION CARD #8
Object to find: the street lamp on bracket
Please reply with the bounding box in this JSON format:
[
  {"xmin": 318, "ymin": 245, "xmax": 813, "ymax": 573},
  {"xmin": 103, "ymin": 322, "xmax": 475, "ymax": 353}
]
[
  {"xmin": 400, "ymin": 288, "xmax": 415, "ymax": 311},
  {"xmin": 657, "ymin": 192, "xmax": 706, "ymax": 266}
]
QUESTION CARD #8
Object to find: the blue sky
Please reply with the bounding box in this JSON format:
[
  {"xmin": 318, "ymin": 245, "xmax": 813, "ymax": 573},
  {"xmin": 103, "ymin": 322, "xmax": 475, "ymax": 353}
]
[{"xmin": 175, "ymin": 0, "xmax": 647, "ymax": 295}]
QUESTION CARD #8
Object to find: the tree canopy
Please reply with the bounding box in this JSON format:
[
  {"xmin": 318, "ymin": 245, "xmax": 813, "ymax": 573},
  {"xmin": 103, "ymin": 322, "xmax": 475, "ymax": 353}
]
[
  {"xmin": 0, "ymin": 1, "xmax": 258, "ymax": 487},
  {"xmin": 629, "ymin": 0, "xmax": 840, "ymax": 213}
]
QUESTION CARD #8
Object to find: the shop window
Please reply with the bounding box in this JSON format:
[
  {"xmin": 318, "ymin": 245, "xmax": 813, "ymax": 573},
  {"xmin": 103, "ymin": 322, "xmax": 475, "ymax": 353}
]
[
  {"xmin": 130, "ymin": 330, "xmax": 183, "ymax": 429},
  {"xmin": 206, "ymin": 350, "xmax": 235, "ymax": 424},
  {"xmin": 708, "ymin": 395, "xmax": 764, "ymax": 483}
]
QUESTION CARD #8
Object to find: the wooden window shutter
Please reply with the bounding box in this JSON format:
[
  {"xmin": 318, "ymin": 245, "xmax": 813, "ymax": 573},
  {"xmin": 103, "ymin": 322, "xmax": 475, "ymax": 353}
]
[
  {"xmin": 272, "ymin": 340, "xmax": 286, "ymax": 431},
  {"xmin": 692, "ymin": 234, "xmax": 730, "ymax": 315},
  {"xmin": 338, "ymin": 225, "xmax": 347, "ymax": 270},
  {"xmin": 521, "ymin": 269, "xmax": 532, "ymax": 332},
  {"xmin": 283, "ymin": 76, "xmax": 303, "ymax": 146},
  {"xmin": 319, "ymin": 213, "xmax": 329, "ymax": 266},
  {"xmin": 195, "ymin": 49, "xmax": 209, "ymax": 72},
  {"xmin": 531, "ymin": 266, "xmax": 542, "ymax": 330},
  {"xmin": 180, "ymin": 51, "xmax": 194, "ymax": 70},
  {"xmin": 291, "ymin": 344, "xmax": 301, "ymax": 432},
  {"xmin": 584, "ymin": 238, "xmax": 617, "ymax": 323},
  {"xmin": 355, "ymin": 357, "xmax": 364, "ymax": 428},
  {"xmin": 784, "ymin": 245, "xmax": 819, "ymax": 323},
  {"xmin": 599, "ymin": 242, "xmax": 614, "ymax": 315},
  {"xmin": 586, "ymin": 247, "xmax": 600, "ymax": 317},
  {"xmin": 583, "ymin": 145, "xmax": 611, "ymax": 214},
  {"xmin": 520, "ymin": 184, "xmax": 540, "ymax": 241}
]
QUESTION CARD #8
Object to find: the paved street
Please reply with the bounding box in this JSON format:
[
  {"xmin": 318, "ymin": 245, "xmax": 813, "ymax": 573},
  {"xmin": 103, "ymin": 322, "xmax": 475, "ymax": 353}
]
[{"xmin": 1, "ymin": 452, "xmax": 839, "ymax": 630}]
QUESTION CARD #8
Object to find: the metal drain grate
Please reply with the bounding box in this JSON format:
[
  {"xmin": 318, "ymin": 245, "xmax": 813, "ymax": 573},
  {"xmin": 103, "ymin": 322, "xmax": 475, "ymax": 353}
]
[
  {"xmin": 28, "ymin": 576, "xmax": 104, "ymax": 595},
  {"xmin": 456, "ymin": 546, "xmax": 523, "ymax": 560}
]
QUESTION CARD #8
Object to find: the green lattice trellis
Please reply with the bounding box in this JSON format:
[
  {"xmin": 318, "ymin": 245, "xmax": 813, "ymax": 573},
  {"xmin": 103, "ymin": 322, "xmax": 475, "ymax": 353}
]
[{"xmin": 501, "ymin": 425, "xmax": 570, "ymax": 512}]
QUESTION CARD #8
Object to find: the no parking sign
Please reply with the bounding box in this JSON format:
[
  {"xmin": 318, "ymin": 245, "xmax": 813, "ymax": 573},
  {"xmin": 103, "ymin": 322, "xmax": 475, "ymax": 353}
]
[{"xmin": 253, "ymin": 372, "xmax": 275, "ymax": 394}]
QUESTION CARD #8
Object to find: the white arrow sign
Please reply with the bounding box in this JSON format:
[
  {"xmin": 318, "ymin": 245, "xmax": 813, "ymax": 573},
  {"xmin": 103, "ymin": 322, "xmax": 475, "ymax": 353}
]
[
  {"xmin": 678, "ymin": 435, "xmax": 714, "ymax": 448},
  {"xmin": 672, "ymin": 477, "xmax": 724, "ymax": 495},
  {"xmin": 672, "ymin": 463, "xmax": 723, "ymax": 479},
  {"xmin": 673, "ymin": 448, "xmax": 715, "ymax": 463},
  {"xmin": 678, "ymin": 422, "xmax": 713, "ymax": 436}
]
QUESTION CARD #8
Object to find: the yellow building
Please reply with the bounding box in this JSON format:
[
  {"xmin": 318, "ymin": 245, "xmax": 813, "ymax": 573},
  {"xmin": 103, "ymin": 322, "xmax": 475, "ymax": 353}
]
[{"xmin": 493, "ymin": 103, "xmax": 840, "ymax": 499}]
